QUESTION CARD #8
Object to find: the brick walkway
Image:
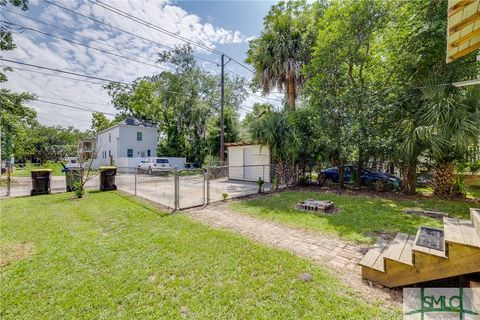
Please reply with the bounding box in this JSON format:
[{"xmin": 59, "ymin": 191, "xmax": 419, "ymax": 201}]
[
  {"xmin": 187, "ymin": 203, "xmax": 403, "ymax": 307},
  {"xmin": 187, "ymin": 204, "xmax": 366, "ymax": 271}
]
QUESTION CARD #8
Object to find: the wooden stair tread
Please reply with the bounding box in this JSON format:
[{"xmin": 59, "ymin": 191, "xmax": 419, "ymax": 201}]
[
  {"xmin": 444, "ymin": 217, "xmax": 464, "ymax": 244},
  {"xmin": 458, "ymin": 219, "xmax": 480, "ymax": 248},
  {"xmin": 444, "ymin": 216, "xmax": 480, "ymax": 248},
  {"xmin": 384, "ymin": 233, "xmax": 410, "ymax": 261},
  {"xmin": 471, "ymin": 208, "xmax": 480, "ymax": 235},
  {"xmin": 359, "ymin": 238, "xmax": 389, "ymax": 271},
  {"xmin": 398, "ymin": 235, "xmax": 414, "ymax": 265}
]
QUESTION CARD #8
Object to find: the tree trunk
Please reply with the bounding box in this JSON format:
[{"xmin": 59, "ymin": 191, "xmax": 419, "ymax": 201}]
[
  {"xmin": 355, "ymin": 151, "xmax": 362, "ymax": 189},
  {"xmin": 432, "ymin": 162, "xmax": 455, "ymax": 197},
  {"xmin": 287, "ymin": 78, "xmax": 296, "ymax": 111},
  {"xmin": 402, "ymin": 162, "xmax": 417, "ymax": 194},
  {"xmin": 338, "ymin": 160, "xmax": 345, "ymax": 191}
]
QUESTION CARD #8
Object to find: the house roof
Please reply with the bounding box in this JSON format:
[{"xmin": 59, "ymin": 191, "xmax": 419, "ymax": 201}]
[
  {"xmin": 120, "ymin": 118, "xmax": 156, "ymax": 128},
  {"xmin": 96, "ymin": 118, "xmax": 157, "ymax": 135}
]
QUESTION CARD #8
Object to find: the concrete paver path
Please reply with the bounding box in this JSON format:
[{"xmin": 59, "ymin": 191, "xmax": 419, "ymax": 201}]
[
  {"xmin": 188, "ymin": 204, "xmax": 364, "ymax": 270},
  {"xmin": 187, "ymin": 202, "xmax": 402, "ymax": 307}
]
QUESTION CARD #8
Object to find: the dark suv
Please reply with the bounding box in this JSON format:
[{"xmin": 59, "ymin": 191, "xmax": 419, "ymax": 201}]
[{"xmin": 319, "ymin": 165, "xmax": 402, "ymax": 190}]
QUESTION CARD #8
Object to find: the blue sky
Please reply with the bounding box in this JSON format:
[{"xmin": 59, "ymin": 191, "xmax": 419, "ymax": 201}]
[{"xmin": 2, "ymin": 0, "xmax": 282, "ymax": 130}]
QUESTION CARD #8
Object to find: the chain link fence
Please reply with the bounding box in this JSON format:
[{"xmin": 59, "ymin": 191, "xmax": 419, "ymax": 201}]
[{"xmin": 1, "ymin": 164, "xmax": 296, "ymax": 211}]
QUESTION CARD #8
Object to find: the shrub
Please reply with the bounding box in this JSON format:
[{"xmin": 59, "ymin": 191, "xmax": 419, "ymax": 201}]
[
  {"xmin": 272, "ymin": 176, "xmax": 280, "ymax": 191},
  {"xmin": 222, "ymin": 193, "xmax": 228, "ymax": 202},
  {"xmin": 73, "ymin": 181, "xmax": 85, "ymax": 198},
  {"xmin": 256, "ymin": 177, "xmax": 265, "ymax": 193}
]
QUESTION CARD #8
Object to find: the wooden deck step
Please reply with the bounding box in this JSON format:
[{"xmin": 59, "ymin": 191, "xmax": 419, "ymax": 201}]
[
  {"xmin": 412, "ymin": 227, "xmax": 446, "ymax": 258},
  {"xmin": 471, "ymin": 208, "xmax": 480, "ymax": 235},
  {"xmin": 359, "ymin": 238, "xmax": 389, "ymax": 272},
  {"xmin": 398, "ymin": 235, "xmax": 415, "ymax": 265},
  {"xmin": 444, "ymin": 217, "xmax": 480, "ymax": 248},
  {"xmin": 444, "ymin": 217, "xmax": 463, "ymax": 244},
  {"xmin": 459, "ymin": 219, "xmax": 480, "ymax": 248},
  {"xmin": 383, "ymin": 233, "xmax": 412, "ymax": 265}
]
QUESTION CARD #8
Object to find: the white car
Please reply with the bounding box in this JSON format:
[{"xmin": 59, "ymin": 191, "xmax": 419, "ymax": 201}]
[
  {"xmin": 64, "ymin": 157, "xmax": 81, "ymax": 169},
  {"xmin": 138, "ymin": 157, "xmax": 171, "ymax": 174}
]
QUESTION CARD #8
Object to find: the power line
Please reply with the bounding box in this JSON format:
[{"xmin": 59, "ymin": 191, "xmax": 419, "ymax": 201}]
[
  {"xmin": 36, "ymin": 112, "xmax": 92, "ymax": 125},
  {"xmin": 1, "ymin": 59, "xmax": 128, "ymax": 84},
  {"xmin": 90, "ymin": 0, "xmax": 222, "ymax": 56},
  {"xmin": 37, "ymin": 96, "xmax": 112, "ymax": 107},
  {"xmin": 229, "ymin": 57, "xmax": 255, "ymax": 74},
  {"xmin": 249, "ymin": 93, "xmax": 283, "ymax": 103},
  {"xmin": 7, "ymin": 66, "xmax": 107, "ymax": 85},
  {"xmin": 42, "ymin": 0, "xmax": 219, "ymax": 66},
  {"xmin": 9, "ymin": 68, "xmax": 104, "ymax": 113},
  {"xmin": 3, "ymin": 59, "xmax": 257, "ymax": 113},
  {"xmin": 224, "ymin": 66, "xmax": 283, "ymax": 96},
  {"xmin": 4, "ymin": 21, "xmax": 173, "ymax": 72},
  {"xmin": 2, "ymin": 60, "xmax": 210, "ymax": 96},
  {"xmin": 89, "ymin": 0, "xmax": 256, "ymax": 74},
  {"xmin": 34, "ymin": 99, "xmax": 117, "ymax": 116},
  {"xmin": 3, "ymin": 8, "xmax": 164, "ymax": 67}
]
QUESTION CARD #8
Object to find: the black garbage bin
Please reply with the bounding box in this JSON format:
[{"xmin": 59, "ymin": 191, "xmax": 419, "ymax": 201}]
[
  {"xmin": 99, "ymin": 166, "xmax": 117, "ymax": 191},
  {"xmin": 31, "ymin": 169, "xmax": 52, "ymax": 196},
  {"xmin": 65, "ymin": 168, "xmax": 84, "ymax": 192}
]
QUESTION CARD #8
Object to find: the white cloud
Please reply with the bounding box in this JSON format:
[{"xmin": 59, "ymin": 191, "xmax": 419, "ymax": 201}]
[{"xmin": 2, "ymin": 0, "xmax": 253, "ymax": 129}]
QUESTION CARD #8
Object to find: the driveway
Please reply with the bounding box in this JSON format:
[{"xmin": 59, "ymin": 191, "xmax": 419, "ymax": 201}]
[{"xmin": 1, "ymin": 173, "xmax": 269, "ymax": 211}]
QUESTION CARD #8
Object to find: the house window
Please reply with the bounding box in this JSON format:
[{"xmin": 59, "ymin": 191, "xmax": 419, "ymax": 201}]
[
  {"xmin": 147, "ymin": 150, "xmax": 151, "ymax": 157},
  {"xmin": 127, "ymin": 149, "xmax": 133, "ymax": 158},
  {"xmin": 140, "ymin": 152, "xmax": 145, "ymax": 157},
  {"xmin": 137, "ymin": 132, "xmax": 142, "ymax": 141},
  {"xmin": 109, "ymin": 133, "xmax": 111, "ymax": 142}
]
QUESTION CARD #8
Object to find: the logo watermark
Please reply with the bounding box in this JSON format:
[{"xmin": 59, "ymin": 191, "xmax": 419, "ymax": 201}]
[{"xmin": 403, "ymin": 288, "xmax": 480, "ymax": 319}]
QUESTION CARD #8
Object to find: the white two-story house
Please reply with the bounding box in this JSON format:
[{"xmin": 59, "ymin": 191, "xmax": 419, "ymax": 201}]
[{"xmin": 92, "ymin": 118, "xmax": 158, "ymax": 169}]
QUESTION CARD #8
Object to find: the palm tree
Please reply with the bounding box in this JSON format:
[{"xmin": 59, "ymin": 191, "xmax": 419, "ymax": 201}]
[
  {"xmin": 415, "ymin": 83, "xmax": 480, "ymax": 196},
  {"xmin": 245, "ymin": 8, "xmax": 312, "ymax": 111},
  {"xmin": 249, "ymin": 111, "xmax": 303, "ymax": 186}
]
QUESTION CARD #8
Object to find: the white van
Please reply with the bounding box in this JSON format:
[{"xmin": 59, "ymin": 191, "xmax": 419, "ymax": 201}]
[{"xmin": 138, "ymin": 157, "xmax": 171, "ymax": 174}]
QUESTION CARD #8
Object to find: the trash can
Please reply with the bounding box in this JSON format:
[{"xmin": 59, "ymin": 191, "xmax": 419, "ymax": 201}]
[
  {"xmin": 65, "ymin": 168, "xmax": 84, "ymax": 192},
  {"xmin": 31, "ymin": 169, "xmax": 52, "ymax": 196},
  {"xmin": 99, "ymin": 166, "xmax": 117, "ymax": 191}
]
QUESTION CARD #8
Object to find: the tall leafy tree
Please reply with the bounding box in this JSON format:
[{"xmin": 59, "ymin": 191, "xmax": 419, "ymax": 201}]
[
  {"xmin": 0, "ymin": 0, "xmax": 37, "ymax": 163},
  {"xmin": 91, "ymin": 112, "xmax": 112, "ymax": 133},
  {"xmin": 105, "ymin": 45, "xmax": 247, "ymax": 164},
  {"xmin": 305, "ymin": 0, "xmax": 391, "ymax": 188},
  {"xmin": 384, "ymin": 0, "xmax": 478, "ymax": 193},
  {"xmin": 246, "ymin": 0, "xmax": 317, "ymax": 111}
]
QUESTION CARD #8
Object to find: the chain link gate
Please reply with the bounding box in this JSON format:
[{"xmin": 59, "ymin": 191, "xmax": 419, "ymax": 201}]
[{"xmin": 176, "ymin": 168, "xmax": 206, "ymax": 210}]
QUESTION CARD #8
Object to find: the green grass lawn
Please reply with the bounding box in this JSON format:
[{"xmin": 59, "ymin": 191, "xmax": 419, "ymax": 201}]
[
  {"xmin": 10, "ymin": 162, "xmax": 64, "ymax": 177},
  {"xmin": 0, "ymin": 192, "xmax": 399, "ymax": 319},
  {"xmin": 230, "ymin": 190, "xmax": 475, "ymax": 244}
]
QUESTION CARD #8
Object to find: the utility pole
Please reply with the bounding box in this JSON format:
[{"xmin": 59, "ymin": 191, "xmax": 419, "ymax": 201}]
[{"xmin": 220, "ymin": 54, "xmax": 225, "ymax": 165}]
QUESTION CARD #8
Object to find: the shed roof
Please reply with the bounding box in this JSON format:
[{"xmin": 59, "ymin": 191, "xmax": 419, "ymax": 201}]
[{"xmin": 225, "ymin": 142, "xmax": 257, "ymax": 147}]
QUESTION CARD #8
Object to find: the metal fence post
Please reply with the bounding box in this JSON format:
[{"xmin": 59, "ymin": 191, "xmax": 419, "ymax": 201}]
[
  {"xmin": 174, "ymin": 169, "xmax": 179, "ymax": 211},
  {"xmin": 205, "ymin": 167, "xmax": 210, "ymax": 205},
  {"xmin": 134, "ymin": 168, "xmax": 137, "ymax": 196},
  {"xmin": 6, "ymin": 164, "xmax": 11, "ymax": 197}
]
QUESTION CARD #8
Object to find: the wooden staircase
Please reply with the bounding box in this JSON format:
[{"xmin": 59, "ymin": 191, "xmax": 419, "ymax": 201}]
[{"xmin": 360, "ymin": 208, "xmax": 480, "ymax": 288}]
